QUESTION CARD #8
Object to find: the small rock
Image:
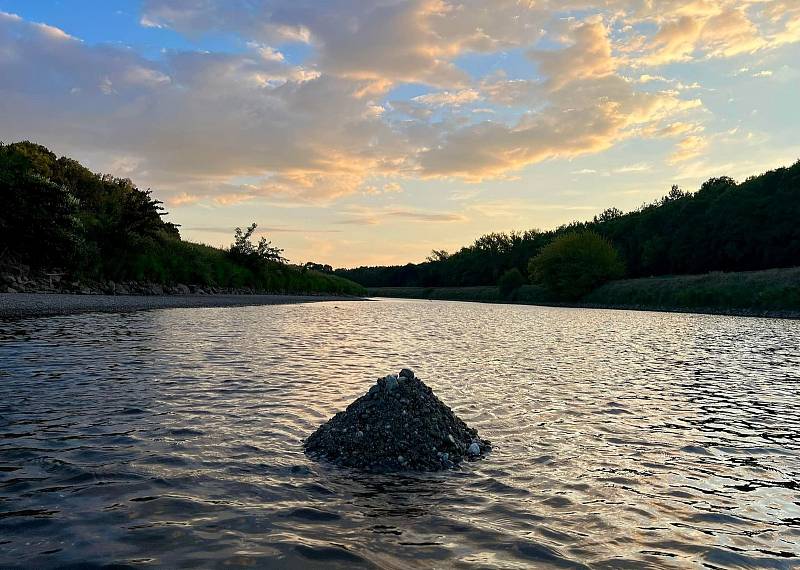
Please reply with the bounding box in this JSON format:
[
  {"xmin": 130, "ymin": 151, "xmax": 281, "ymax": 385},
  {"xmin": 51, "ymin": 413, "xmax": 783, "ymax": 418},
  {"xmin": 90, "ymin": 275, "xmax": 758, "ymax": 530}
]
[
  {"xmin": 384, "ymin": 375, "xmax": 399, "ymax": 391},
  {"xmin": 5, "ymin": 286, "xmax": 17, "ymax": 293},
  {"xmin": 175, "ymin": 283, "xmax": 190, "ymax": 295},
  {"xmin": 468, "ymin": 442, "xmax": 481, "ymax": 456},
  {"xmin": 399, "ymin": 368, "xmax": 415, "ymax": 380}
]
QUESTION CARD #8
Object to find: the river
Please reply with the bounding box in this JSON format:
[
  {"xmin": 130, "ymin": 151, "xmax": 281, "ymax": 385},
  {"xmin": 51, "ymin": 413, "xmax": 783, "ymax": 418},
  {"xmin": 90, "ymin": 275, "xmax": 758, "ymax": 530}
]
[{"xmin": 1, "ymin": 299, "xmax": 798, "ymax": 568}]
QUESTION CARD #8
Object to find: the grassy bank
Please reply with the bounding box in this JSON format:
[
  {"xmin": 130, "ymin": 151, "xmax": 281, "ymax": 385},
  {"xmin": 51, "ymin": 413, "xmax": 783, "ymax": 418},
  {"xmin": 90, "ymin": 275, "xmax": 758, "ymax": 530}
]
[
  {"xmin": 1, "ymin": 141, "xmax": 366, "ymax": 297},
  {"xmin": 126, "ymin": 239, "xmax": 366, "ymax": 295},
  {"xmin": 369, "ymin": 267, "xmax": 800, "ymax": 317}
]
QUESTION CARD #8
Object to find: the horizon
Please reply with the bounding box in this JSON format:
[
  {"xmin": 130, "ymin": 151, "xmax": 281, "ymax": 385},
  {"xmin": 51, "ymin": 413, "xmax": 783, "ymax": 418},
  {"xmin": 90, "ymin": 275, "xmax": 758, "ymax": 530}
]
[{"xmin": 1, "ymin": 1, "xmax": 798, "ymax": 267}]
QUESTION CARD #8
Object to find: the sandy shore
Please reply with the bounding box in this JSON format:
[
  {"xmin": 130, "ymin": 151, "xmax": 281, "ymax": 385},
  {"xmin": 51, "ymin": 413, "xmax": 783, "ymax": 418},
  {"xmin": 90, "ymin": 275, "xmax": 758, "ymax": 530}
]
[{"xmin": 0, "ymin": 293, "xmax": 362, "ymax": 319}]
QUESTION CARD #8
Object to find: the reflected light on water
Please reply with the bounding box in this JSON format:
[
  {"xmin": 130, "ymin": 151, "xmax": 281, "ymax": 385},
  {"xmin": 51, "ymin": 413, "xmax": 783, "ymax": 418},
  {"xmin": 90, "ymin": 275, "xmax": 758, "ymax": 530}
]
[{"xmin": 1, "ymin": 299, "xmax": 799, "ymax": 568}]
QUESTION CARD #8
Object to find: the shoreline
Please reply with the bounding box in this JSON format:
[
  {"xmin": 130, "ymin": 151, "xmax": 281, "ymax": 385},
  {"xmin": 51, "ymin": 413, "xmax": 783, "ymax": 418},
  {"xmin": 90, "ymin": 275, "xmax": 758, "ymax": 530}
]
[
  {"xmin": 376, "ymin": 295, "xmax": 800, "ymax": 320},
  {"xmin": 0, "ymin": 293, "xmax": 364, "ymax": 320},
  {"xmin": 368, "ymin": 290, "xmax": 800, "ymax": 320},
  {"xmin": 367, "ymin": 267, "xmax": 800, "ymax": 320}
]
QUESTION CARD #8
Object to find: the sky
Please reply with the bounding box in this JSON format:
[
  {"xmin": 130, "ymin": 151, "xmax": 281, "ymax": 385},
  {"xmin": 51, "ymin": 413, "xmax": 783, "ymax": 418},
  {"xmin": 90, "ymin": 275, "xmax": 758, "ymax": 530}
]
[{"xmin": 1, "ymin": 1, "xmax": 798, "ymax": 267}]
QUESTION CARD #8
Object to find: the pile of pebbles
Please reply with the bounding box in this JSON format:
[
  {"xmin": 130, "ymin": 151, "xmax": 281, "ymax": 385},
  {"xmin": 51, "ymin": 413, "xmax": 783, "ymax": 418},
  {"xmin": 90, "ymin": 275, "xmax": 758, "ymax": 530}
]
[{"xmin": 304, "ymin": 369, "xmax": 491, "ymax": 472}]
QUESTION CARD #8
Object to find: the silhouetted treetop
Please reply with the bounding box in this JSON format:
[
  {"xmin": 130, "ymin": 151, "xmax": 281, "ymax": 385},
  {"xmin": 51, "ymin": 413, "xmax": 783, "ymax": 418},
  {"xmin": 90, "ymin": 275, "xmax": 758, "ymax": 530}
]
[{"xmin": 337, "ymin": 160, "xmax": 800, "ymax": 287}]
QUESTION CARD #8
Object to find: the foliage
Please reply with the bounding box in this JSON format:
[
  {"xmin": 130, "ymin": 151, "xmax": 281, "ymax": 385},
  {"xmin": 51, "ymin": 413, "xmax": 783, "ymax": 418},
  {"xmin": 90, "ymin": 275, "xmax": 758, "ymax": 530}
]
[
  {"xmin": 369, "ymin": 265, "xmax": 800, "ymax": 313},
  {"xmin": 337, "ymin": 161, "xmax": 800, "ymax": 290},
  {"xmin": 129, "ymin": 239, "xmax": 364, "ymax": 295},
  {"xmin": 0, "ymin": 141, "xmax": 365, "ymax": 295},
  {"xmin": 0, "ymin": 171, "xmax": 84, "ymax": 266},
  {"xmin": 528, "ymin": 231, "xmax": 625, "ymax": 300},
  {"xmin": 1, "ymin": 140, "xmax": 177, "ymax": 273},
  {"xmin": 584, "ymin": 267, "xmax": 800, "ymax": 312},
  {"xmin": 304, "ymin": 262, "xmax": 333, "ymax": 273},
  {"xmin": 497, "ymin": 267, "xmax": 526, "ymax": 298},
  {"xmin": 228, "ymin": 223, "xmax": 286, "ymax": 268},
  {"xmin": 426, "ymin": 249, "xmax": 450, "ymax": 263}
]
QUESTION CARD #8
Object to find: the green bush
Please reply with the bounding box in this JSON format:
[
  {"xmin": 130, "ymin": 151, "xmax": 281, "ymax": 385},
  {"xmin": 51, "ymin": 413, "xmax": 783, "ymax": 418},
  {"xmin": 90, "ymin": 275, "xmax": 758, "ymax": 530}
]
[
  {"xmin": 497, "ymin": 267, "xmax": 526, "ymax": 298},
  {"xmin": 528, "ymin": 231, "xmax": 624, "ymax": 300}
]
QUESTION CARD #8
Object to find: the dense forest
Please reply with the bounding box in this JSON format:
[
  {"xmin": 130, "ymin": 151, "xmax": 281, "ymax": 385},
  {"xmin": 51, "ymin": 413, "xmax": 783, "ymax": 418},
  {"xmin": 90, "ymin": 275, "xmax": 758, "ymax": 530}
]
[
  {"xmin": 336, "ymin": 161, "xmax": 800, "ymax": 288},
  {"xmin": 0, "ymin": 141, "xmax": 364, "ymax": 295}
]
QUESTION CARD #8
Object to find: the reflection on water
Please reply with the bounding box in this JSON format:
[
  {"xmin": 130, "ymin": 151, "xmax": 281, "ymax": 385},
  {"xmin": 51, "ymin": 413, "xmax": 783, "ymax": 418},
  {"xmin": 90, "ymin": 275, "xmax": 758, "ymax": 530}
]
[{"xmin": 1, "ymin": 299, "xmax": 799, "ymax": 568}]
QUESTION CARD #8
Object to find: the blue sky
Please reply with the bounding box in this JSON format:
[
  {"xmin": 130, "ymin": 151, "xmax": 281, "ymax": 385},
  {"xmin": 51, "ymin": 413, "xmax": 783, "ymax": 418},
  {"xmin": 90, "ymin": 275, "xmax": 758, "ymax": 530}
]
[{"xmin": 1, "ymin": 0, "xmax": 798, "ymax": 266}]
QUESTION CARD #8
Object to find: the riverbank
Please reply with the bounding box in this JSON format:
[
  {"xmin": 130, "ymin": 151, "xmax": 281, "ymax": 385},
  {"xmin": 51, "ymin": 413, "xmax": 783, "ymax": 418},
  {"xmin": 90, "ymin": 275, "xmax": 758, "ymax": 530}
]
[
  {"xmin": 0, "ymin": 293, "xmax": 362, "ymax": 319},
  {"xmin": 368, "ymin": 266, "xmax": 800, "ymax": 319}
]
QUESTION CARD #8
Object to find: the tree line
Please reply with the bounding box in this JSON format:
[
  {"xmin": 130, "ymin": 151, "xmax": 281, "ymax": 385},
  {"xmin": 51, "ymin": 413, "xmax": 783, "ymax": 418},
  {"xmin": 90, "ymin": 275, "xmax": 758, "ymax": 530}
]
[
  {"xmin": 335, "ymin": 161, "xmax": 800, "ymax": 293},
  {"xmin": 0, "ymin": 141, "xmax": 364, "ymax": 295}
]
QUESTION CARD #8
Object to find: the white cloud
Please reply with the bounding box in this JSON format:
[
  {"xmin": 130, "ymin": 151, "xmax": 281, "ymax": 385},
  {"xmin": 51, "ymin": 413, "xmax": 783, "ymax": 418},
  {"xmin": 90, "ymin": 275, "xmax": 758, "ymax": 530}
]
[
  {"xmin": 613, "ymin": 162, "xmax": 651, "ymax": 173},
  {"xmin": 0, "ymin": 1, "xmax": 796, "ymax": 207},
  {"xmin": 413, "ymin": 89, "xmax": 481, "ymax": 107}
]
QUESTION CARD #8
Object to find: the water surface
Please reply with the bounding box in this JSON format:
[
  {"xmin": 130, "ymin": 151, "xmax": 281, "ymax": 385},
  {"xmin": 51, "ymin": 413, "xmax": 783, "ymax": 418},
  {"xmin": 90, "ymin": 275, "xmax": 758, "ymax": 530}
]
[{"xmin": 1, "ymin": 300, "xmax": 799, "ymax": 568}]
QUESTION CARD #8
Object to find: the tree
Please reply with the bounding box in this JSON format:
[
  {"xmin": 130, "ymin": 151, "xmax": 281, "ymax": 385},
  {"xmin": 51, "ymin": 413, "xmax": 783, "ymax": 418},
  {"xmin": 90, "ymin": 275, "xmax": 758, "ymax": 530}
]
[
  {"xmin": 0, "ymin": 172, "xmax": 83, "ymax": 266},
  {"xmin": 528, "ymin": 231, "xmax": 624, "ymax": 300},
  {"xmin": 593, "ymin": 207, "xmax": 623, "ymax": 223},
  {"xmin": 304, "ymin": 261, "xmax": 333, "ymax": 273},
  {"xmin": 229, "ymin": 223, "xmax": 286, "ymax": 267},
  {"xmin": 497, "ymin": 267, "xmax": 526, "ymax": 298},
  {"xmin": 426, "ymin": 249, "xmax": 450, "ymax": 262}
]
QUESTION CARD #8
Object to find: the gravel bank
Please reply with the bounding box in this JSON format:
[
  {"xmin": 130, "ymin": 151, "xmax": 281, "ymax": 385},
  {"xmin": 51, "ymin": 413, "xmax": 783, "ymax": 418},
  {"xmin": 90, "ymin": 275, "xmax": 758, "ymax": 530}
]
[{"xmin": 0, "ymin": 293, "xmax": 362, "ymax": 319}]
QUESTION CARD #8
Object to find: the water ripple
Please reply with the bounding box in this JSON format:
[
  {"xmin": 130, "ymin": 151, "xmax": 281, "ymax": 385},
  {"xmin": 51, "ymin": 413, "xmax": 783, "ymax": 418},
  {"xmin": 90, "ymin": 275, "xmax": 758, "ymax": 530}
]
[{"xmin": 1, "ymin": 300, "xmax": 799, "ymax": 568}]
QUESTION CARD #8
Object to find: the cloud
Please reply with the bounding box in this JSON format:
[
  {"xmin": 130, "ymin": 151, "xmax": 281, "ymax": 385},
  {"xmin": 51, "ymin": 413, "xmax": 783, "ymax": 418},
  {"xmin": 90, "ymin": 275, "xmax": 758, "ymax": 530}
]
[
  {"xmin": 669, "ymin": 135, "xmax": 708, "ymax": 164},
  {"xmin": 530, "ymin": 20, "xmax": 616, "ymax": 90},
  {"xmin": 417, "ymin": 21, "xmax": 702, "ymax": 180},
  {"xmin": 212, "ymin": 193, "xmax": 256, "ymax": 206},
  {"xmin": 364, "ymin": 182, "xmax": 403, "ymax": 195},
  {"xmin": 613, "ymin": 162, "xmax": 651, "ymax": 173},
  {"xmin": 184, "ymin": 225, "xmax": 342, "ymax": 234},
  {"xmin": 336, "ymin": 207, "xmax": 467, "ymax": 225},
  {"xmin": 170, "ymin": 192, "xmax": 200, "ymax": 206},
  {"xmin": 140, "ymin": 0, "xmax": 549, "ymax": 88},
  {"xmin": 632, "ymin": 2, "xmax": 800, "ymax": 66},
  {"xmin": 0, "ymin": 1, "xmax": 796, "ymax": 209},
  {"xmin": 413, "ymin": 89, "xmax": 481, "ymax": 107},
  {"xmin": 0, "ymin": 13, "xmax": 411, "ymax": 202}
]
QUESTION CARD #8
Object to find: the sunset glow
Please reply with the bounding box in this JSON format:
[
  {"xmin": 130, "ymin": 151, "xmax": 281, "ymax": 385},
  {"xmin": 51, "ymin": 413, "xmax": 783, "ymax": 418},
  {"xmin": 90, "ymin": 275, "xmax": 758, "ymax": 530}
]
[{"xmin": 1, "ymin": 0, "xmax": 798, "ymax": 266}]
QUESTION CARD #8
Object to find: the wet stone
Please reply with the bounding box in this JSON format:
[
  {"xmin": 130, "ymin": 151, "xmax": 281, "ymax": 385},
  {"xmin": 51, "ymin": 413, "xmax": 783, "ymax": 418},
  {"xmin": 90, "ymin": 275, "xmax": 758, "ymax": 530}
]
[{"xmin": 304, "ymin": 370, "xmax": 491, "ymax": 472}]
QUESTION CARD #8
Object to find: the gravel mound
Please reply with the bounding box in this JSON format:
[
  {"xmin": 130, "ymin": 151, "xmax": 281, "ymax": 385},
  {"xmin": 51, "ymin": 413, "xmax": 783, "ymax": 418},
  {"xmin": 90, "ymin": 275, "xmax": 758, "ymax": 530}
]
[{"xmin": 304, "ymin": 369, "xmax": 491, "ymax": 472}]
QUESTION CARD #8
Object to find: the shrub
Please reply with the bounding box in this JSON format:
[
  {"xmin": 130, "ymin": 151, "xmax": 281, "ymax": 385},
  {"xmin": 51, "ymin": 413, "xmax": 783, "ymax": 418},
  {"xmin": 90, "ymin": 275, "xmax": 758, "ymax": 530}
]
[
  {"xmin": 228, "ymin": 223, "xmax": 286, "ymax": 268},
  {"xmin": 528, "ymin": 231, "xmax": 624, "ymax": 300},
  {"xmin": 497, "ymin": 267, "xmax": 526, "ymax": 298}
]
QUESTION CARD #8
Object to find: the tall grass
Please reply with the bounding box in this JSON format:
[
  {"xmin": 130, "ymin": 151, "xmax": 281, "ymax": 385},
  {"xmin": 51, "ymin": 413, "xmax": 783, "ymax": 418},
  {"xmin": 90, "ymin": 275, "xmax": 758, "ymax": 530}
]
[
  {"xmin": 118, "ymin": 238, "xmax": 366, "ymax": 295},
  {"xmin": 584, "ymin": 268, "xmax": 800, "ymax": 311},
  {"xmin": 370, "ymin": 267, "xmax": 800, "ymax": 314}
]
